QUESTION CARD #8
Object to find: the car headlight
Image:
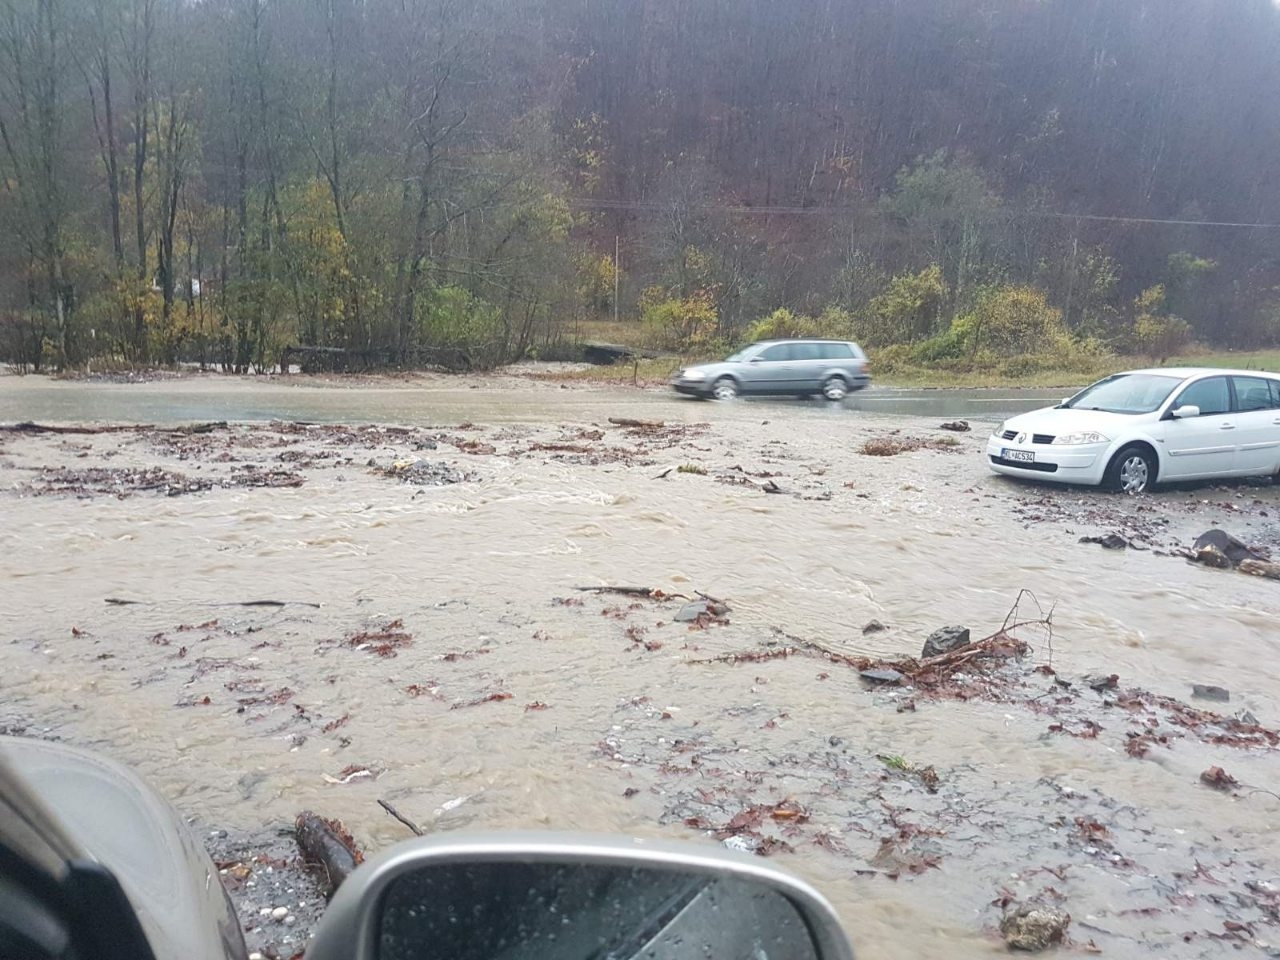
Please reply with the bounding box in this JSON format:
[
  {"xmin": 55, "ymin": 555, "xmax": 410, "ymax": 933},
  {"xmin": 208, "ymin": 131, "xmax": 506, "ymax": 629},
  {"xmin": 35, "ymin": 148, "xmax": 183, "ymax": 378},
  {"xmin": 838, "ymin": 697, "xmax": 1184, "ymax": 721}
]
[
  {"xmin": 1052, "ymin": 431, "xmax": 1109, "ymax": 445},
  {"xmin": 992, "ymin": 422, "xmax": 1007, "ymax": 438},
  {"xmin": 682, "ymin": 368, "xmax": 707, "ymax": 380}
]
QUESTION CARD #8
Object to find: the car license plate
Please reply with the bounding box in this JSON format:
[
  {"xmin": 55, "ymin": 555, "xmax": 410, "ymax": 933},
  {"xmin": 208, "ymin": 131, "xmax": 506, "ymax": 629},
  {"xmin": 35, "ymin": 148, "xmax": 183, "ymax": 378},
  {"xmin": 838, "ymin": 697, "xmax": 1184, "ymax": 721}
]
[{"xmin": 1002, "ymin": 448, "xmax": 1035, "ymax": 463}]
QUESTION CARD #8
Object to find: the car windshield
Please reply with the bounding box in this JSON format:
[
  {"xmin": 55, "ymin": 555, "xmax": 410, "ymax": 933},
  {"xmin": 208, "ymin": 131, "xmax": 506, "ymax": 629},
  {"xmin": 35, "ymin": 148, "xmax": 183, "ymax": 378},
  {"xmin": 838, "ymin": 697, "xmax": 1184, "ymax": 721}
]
[
  {"xmin": 723, "ymin": 347, "xmax": 754, "ymax": 362},
  {"xmin": 1063, "ymin": 374, "xmax": 1181, "ymax": 414}
]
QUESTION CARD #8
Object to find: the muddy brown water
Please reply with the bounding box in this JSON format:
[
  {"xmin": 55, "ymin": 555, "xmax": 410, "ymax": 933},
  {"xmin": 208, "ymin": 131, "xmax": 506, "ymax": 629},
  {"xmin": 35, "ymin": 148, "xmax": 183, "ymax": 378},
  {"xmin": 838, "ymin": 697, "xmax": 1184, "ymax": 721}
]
[{"xmin": 2, "ymin": 374, "xmax": 1278, "ymax": 958}]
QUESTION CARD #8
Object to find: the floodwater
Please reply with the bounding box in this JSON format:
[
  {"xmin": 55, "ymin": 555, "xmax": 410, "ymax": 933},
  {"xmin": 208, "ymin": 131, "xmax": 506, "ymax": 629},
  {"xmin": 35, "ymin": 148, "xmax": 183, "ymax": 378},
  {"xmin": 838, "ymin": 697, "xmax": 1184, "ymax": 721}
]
[
  {"xmin": 2, "ymin": 374, "xmax": 1278, "ymax": 959},
  {"xmin": 0, "ymin": 372, "xmax": 1068, "ymax": 425}
]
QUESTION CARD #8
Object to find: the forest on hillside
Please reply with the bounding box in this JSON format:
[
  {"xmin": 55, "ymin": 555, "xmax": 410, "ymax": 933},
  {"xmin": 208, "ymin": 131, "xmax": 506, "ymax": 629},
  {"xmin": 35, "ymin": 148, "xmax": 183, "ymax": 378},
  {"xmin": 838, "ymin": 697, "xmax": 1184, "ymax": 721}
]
[{"xmin": 3, "ymin": 0, "xmax": 1280, "ymax": 372}]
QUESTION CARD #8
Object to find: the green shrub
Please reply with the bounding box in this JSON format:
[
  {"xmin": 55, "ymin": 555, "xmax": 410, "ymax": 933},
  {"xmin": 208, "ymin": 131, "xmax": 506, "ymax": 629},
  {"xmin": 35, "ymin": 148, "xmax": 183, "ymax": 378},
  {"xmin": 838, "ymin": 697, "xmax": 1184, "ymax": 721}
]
[
  {"xmin": 870, "ymin": 343, "xmax": 914, "ymax": 373},
  {"xmin": 744, "ymin": 305, "xmax": 856, "ymax": 343},
  {"xmin": 911, "ymin": 323, "xmax": 970, "ymax": 363},
  {"xmin": 422, "ymin": 286, "xmax": 505, "ymax": 367},
  {"xmin": 1128, "ymin": 287, "xmax": 1191, "ymax": 361},
  {"xmin": 746, "ymin": 308, "xmax": 816, "ymax": 342},
  {"xmin": 861, "ymin": 265, "xmax": 948, "ymax": 345},
  {"xmin": 639, "ymin": 289, "xmax": 719, "ymax": 351},
  {"xmin": 963, "ymin": 285, "xmax": 1069, "ymax": 357}
]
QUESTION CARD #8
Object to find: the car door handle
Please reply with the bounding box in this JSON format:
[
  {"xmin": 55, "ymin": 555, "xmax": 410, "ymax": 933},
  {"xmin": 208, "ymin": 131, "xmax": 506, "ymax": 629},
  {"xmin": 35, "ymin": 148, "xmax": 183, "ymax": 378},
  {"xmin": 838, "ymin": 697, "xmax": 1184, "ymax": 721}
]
[{"xmin": 1220, "ymin": 423, "xmax": 1236, "ymax": 430}]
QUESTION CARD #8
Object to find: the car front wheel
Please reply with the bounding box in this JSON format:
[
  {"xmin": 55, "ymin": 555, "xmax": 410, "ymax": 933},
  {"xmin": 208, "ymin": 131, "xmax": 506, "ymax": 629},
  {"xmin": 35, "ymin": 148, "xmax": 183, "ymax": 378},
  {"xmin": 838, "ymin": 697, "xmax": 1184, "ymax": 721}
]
[
  {"xmin": 712, "ymin": 377, "xmax": 739, "ymax": 401},
  {"xmin": 821, "ymin": 376, "xmax": 848, "ymax": 401},
  {"xmin": 1105, "ymin": 445, "xmax": 1156, "ymax": 494}
]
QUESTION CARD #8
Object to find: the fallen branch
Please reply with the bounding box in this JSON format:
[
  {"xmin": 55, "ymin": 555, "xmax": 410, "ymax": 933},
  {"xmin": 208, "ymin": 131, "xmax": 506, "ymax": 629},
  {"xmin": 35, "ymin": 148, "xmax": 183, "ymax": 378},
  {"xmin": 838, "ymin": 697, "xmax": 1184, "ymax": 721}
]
[
  {"xmin": 295, "ymin": 811, "xmax": 363, "ymax": 896},
  {"xmin": 690, "ymin": 603, "xmax": 1041, "ymax": 681},
  {"xmin": 576, "ymin": 583, "xmax": 655, "ymax": 599},
  {"xmin": 1, "ymin": 421, "xmax": 228, "ymax": 435},
  {"xmin": 608, "ymin": 417, "xmax": 664, "ymax": 429},
  {"xmin": 377, "ymin": 799, "xmax": 425, "ymax": 836},
  {"xmin": 212, "ymin": 600, "xmax": 324, "ymax": 609}
]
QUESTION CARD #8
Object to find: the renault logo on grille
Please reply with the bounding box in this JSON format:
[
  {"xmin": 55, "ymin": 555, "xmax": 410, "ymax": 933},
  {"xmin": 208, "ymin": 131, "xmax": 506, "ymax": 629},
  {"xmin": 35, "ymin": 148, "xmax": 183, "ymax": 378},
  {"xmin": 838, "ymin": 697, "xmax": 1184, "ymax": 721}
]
[{"xmin": 1016, "ymin": 432, "xmax": 1026, "ymax": 444}]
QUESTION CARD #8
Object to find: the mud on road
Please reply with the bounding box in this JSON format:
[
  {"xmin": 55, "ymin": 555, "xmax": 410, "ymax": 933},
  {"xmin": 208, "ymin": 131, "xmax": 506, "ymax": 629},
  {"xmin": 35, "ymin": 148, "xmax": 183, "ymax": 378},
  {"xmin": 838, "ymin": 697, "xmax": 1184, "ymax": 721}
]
[{"xmin": 3, "ymin": 403, "xmax": 1280, "ymax": 959}]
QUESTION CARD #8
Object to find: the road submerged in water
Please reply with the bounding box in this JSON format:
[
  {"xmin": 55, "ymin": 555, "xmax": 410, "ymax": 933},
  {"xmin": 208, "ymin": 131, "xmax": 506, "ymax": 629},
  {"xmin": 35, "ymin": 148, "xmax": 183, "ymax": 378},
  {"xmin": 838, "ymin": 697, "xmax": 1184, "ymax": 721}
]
[{"xmin": 1, "ymin": 373, "xmax": 1278, "ymax": 959}]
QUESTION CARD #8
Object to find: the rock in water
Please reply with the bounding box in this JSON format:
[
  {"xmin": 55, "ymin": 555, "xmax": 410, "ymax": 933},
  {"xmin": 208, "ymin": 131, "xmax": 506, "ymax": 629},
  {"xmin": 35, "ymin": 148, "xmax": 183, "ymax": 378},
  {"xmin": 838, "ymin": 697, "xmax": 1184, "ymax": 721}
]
[
  {"xmin": 859, "ymin": 668, "xmax": 905, "ymax": 685},
  {"xmin": 1195, "ymin": 544, "xmax": 1232, "ymax": 569},
  {"xmin": 921, "ymin": 626, "xmax": 970, "ymax": 659},
  {"xmin": 1000, "ymin": 903, "xmax": 1070, "ymax": 951},
  {"xmin": 1192, "ymin": 529, "xmax": 1260, "ymax": 566},
  {"xmin": 675, "ymin": 601, "xmax": 709, "ymax": 622},
  {"xmin": 1191, "ymin": 684, "xmax": 1230, "ymax": 703}
]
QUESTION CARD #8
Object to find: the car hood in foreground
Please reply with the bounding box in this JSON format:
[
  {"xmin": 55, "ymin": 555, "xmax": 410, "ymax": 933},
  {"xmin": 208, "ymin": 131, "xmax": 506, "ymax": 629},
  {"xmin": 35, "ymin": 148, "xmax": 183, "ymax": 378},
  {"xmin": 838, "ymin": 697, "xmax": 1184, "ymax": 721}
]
[{"xmin": 1001, "ymin": 406, "xmax": 1152, "ymax": 436}]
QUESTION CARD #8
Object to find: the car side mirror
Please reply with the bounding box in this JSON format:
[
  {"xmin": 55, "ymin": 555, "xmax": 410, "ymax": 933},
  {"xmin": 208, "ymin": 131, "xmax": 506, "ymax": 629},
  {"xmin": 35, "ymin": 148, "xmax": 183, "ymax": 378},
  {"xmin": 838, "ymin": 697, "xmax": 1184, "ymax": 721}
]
[
  {"xmin": 306, "ymin": 832, "xmax": 855, "ymax": 960},
  {"xmin": 1170, "ymin": 405, "xmax": 1200, "ymax": 419},
  {"xmin": 748, "ymin": 356, "xmax": 763, "ymax": 363}
]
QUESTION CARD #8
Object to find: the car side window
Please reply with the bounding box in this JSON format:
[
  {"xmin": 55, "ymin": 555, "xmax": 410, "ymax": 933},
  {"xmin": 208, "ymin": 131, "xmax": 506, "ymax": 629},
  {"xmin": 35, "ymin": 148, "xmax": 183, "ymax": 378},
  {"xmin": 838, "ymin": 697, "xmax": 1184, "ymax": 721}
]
[
  {"xmin": 1173, "ymin": 377, "xmax": 1231, "ymax": 416},
  {"xmin": 757, "ymin": 344, "xmax": 789, "ymax": 362},
  {"xmin": 821, "ymin": 343, "xmax": 854, "ymax": 359},
  {"xmin": 791, "ymin": 342, "xmax": 821, "ymax": 361},
  {"xmin": 1272, "ymin": 379, "xmax": 1280, "ymax": 409},
  {"xmin": 1232, "ymin": 376, "xmax": 1276, "ymax": 412}
]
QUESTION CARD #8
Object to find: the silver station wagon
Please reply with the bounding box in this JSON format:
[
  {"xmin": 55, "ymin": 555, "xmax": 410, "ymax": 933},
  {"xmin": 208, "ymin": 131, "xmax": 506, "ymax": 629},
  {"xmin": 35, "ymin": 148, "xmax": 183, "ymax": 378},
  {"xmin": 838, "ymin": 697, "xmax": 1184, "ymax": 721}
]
[{"xmin": 671, "ymin": 339, "xmax": 871, "ymax": 401}]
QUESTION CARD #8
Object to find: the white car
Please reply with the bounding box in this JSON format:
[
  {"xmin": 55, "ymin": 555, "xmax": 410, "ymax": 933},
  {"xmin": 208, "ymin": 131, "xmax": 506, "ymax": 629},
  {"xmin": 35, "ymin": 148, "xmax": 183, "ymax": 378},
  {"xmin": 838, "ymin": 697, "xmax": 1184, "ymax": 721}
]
[{"xmin": 987, "ymin": 368, "xmax": 1280, "ymax": 494}]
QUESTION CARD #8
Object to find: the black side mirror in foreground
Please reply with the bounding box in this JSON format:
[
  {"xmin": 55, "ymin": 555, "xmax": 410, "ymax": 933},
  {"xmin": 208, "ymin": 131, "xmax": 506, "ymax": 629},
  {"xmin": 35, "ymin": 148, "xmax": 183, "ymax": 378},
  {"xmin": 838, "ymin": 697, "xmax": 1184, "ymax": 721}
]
[{"xmin": 306, "ymin": 832, "xmax": 855, "ymax": 960}]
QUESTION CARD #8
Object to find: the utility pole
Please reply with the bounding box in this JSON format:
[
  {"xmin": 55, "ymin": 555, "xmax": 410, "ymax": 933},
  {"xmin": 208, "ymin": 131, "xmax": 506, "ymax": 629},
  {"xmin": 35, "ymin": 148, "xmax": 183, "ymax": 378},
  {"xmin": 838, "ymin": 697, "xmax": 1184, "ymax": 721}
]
[{"xmin": 614, "ymin": 235, "xmax": 620, "ymax": 325}]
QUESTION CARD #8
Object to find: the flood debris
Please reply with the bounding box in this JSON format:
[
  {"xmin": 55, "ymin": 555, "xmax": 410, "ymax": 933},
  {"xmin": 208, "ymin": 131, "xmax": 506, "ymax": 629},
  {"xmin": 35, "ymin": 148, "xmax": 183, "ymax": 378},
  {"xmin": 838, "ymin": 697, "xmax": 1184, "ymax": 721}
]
[
  {"xmin": 938, "ymin": 420, "xmax": 971, "ymax": 432},
  {"xmin": 1, "ymin": 420, "xmax": 226, "ymax": 435},
  {"xmin": 227, "ymin": 465, "xmax": 306, "ymax": 488},
  {"xmin": 294, "ymin": 812, "xmax": 364, "ymax": 894},
  {"xmin": 1199, "ymin": 766, "xmax": 1239, "ymax": 791},
  {"xmin": 868, "ymin": 831, "xmax": 942, "ymax": 878},
  {"xmin": 345, "ymin": 619, "xmax": 412, "ymax": 657},
  {"xmin": 1192, "ymin": 529, "xmax": 1262, "ymax": 566},
  {"xmin": 999, "ymin": 902, "xmax": 1071, "ymax": 951},
  {"xmin": 377, "ymin": 799, "xmax": 425, "ymax": 836},
  {"xmin": 23, "ymin": 465, "xmax": 214, "ymax": 498},
  {"xmin": 675, "ymin": 598, "xmax": 730, "ymax": 622},
  {"xmin": 1238, "ymin": 557, "xmax": 1280, "ymax": 580},
  {"xmin": 374, "ymin": 458, "xmax": 470, "ymax": 486},
  {"xmin": 575, "ymin": 585, "xmax": 673, "ymax": 598},
  {"xmin": 685, "ymin": 799, "xmax": 808, "ymax": 857},
  {"xmin": 449, "ymin": 691, "xmax": 513, "ymax": 709},
  {"xmin": 1189, "ymin": 529, "xmax": 1280, "ymax": 580},
  {"xmin": 1079, "ymin": 533, "xmax": 1130, "ymax": 549},
  {"xmin": 860, "ymin": 434, "xmax": 961, "ymax": 456}
]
